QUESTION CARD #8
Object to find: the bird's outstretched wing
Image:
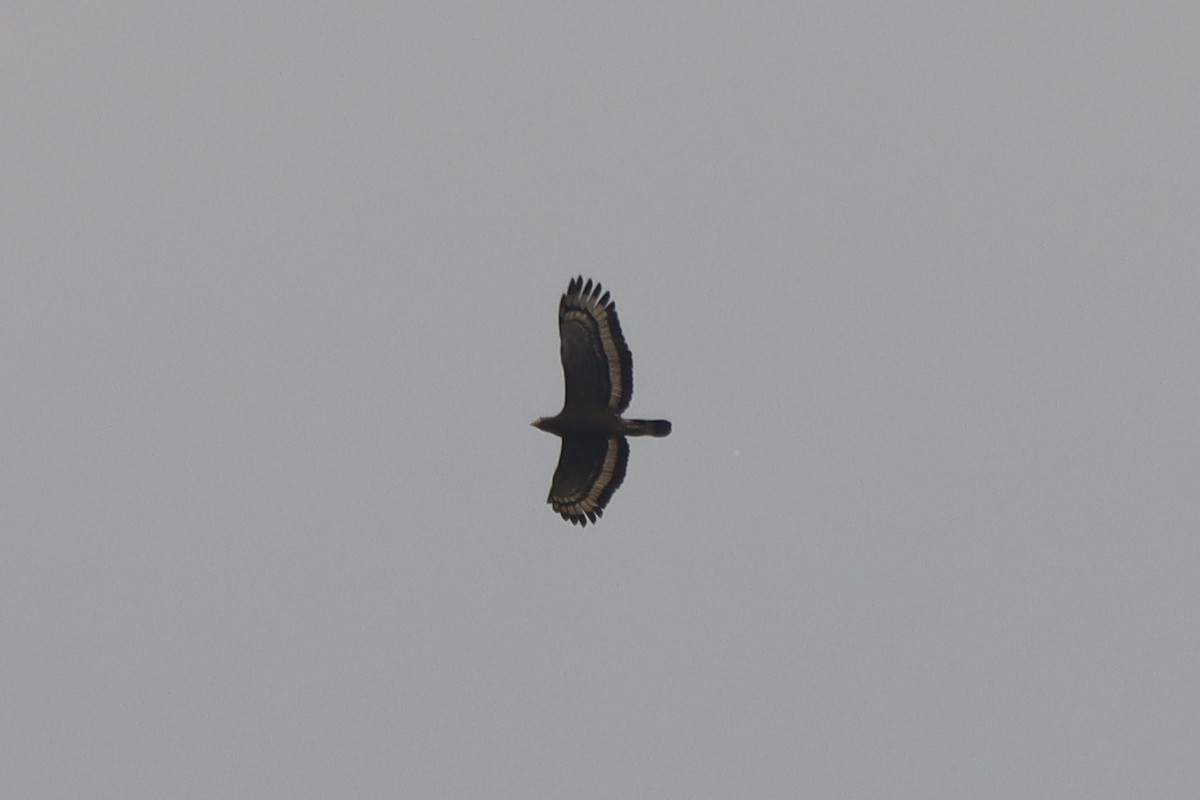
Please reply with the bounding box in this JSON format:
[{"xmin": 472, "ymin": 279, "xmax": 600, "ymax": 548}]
[
  {"xmin": 558, "ymin": 277, "xmax": 634, "ymax": 413},
  {"xmin": 547, "ymin": 435, "xmax": 629, "ymax": 526}
]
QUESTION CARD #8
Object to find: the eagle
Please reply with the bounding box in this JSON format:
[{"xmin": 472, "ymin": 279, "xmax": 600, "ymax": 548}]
[{"xmin": 533, "ymin": 277, "xmax": 671, "ymax": 525}]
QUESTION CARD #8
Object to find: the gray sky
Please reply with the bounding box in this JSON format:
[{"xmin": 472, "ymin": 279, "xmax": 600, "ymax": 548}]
[{"xmin": 4, "ymin": 4, "xmax": 1198, "ymax": 797}]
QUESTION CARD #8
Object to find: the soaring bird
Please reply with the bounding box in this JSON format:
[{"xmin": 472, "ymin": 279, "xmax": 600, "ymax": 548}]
[{"xmin": 533, "ymin": 277, "xmax": 671, "ymax": 525}]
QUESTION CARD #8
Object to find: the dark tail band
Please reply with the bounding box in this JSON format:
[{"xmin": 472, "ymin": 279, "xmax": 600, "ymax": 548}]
[{"xmin": 624, "ymin": 419, "xmax": 672, "ymax": 437}]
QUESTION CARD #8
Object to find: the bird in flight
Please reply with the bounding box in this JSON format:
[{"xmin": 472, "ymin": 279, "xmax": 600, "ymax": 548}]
[{"xmin": 533, "ymin": 277, "xmax": 671, "ymax": 525}]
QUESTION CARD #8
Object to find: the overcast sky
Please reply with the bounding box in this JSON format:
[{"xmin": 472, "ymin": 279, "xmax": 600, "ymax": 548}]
[{"xmin": 4, "ymin": 4, "xmax": 1198, "ymax": 798}]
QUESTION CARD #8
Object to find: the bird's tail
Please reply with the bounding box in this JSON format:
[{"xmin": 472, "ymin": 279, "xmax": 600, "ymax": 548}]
[{"xmin": 623, "ymin": 419, "xmax": 672, "ymax": 437}]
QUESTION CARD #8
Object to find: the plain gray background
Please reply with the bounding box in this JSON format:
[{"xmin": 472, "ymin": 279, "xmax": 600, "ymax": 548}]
[{"xmin": 4, "ymin": 3, "xmax": 1197, "ymax": 797}]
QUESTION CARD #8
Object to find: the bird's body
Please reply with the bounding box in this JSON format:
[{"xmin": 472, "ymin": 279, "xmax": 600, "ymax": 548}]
[
  {"xmin": 532, "ymin": 409, "xmax": 671, "ymax": 439},
  {"xmin": 533, "ymin": 277, "xmax": 671, "ymax": 525}
]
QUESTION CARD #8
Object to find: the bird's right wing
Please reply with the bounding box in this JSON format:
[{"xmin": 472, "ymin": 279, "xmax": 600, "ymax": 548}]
[{"xmin": 547, "ymin": 435, "xmax": 629, "ymax": 526}]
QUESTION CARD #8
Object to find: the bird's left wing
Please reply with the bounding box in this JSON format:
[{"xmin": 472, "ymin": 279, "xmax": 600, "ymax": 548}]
[{"xmin": 558, "ymin": 277, "xmax": 634, "ymax": 413}]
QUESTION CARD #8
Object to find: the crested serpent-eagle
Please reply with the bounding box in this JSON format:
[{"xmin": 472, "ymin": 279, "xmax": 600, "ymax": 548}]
[{"xmin": 533, "ymin": 277, "xmax": 671, "ymax": 525}]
